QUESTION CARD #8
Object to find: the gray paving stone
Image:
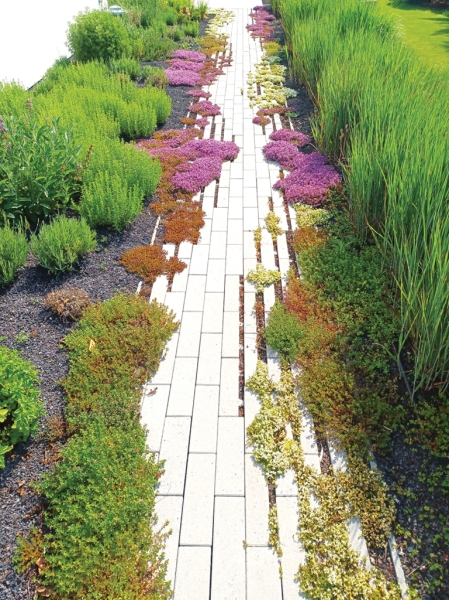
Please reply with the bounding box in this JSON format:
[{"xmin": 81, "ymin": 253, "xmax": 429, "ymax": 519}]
[
  {"xmin": 141, "ymin": 385, "xmax": 170, "ymax": 452},
  {"xmin": 197, "ymin": 333, "xmax": 222, "ymax": 385},
  {"xmin": 246, "ymin": 546, "xmax": 283, "ymax": 600},
  {"xmin": 244, "ymin": 389, "xmax": 260, "ymax": 452},
  {"xmin": 226, "ymin": 244, "xmax": 243, "ymax": 275},
  {"xmin": 219, "ymin": 358, "xmax": 240, "ymax": 416},
  {"xmin": 276, "ymin": 468, "xmax": 298, "ymax": 497},
  {"xmin": 228, "ymin": 196, "xmax": 243, "ymax": 219},
  {"xmin": 176, "ymin": 312, "xmax": 202, "ymax": 358},
  {"xmin": 180, "ymin": 454, "xmax": 216, "ymax": 545},
  {"xmin": 156, "ymin": 495, "xmax": 183, "ymax": 588},
  {"xmin": 211, "ymin": 497, "xmax": 246, "ymax": 600},
  {"xmin": 210, "ymin": 231, "xmax": 227, "ymax": 259},
  {"xmin": 150, "ymin": 274, "xmax": 167, "ymax": 304},
  {"xmin": 167, "ymin": 358, "xmax": 198, "ymax": 416},
  {"xmin": 244, "ymin": 332, "xmax": 258, "ymax": 382},
  {"xmin": 277, "ymin": 496, "xmax": 307, "ymax": 599},
  {"xmin": 178, "ymin": 241, "xmax": 193, "ymax": 259},
  {"xmin": 245, "ymin": 454, "xmax": 270, "ymax": 545},
  {"xmin": 212, "ymin": 207, "xmax": 228, "ymax": 231},
  {"xmin": 163, "ymin": 291, "xmax": 185, "ymax": 322},
  {"xmin": 227, "ymin": 219, "xmax": 243, "ymax": 244},
  {"xmin": 244, "ymin": 207, "xmax": 259, "ymax": 231},
  {"xmin": 224, "ymin": 275, "xmax": 240, "ymax": 312},
  {"xmin": 171, "ymin": 259, "xmax": 190, "ymax": 293},
  {"xmin": 349, "ymin": 516, "xmax": 371, "ymax": 568},
  {"xmin": 151, "ymin": 333, "xmax": 179, "ymax": 385},
  {"xmin": 190, "ymin": 385, "xmax": 219, "ymax": 453},
  {"xmin": 216, "ymin": 417, "xmax": 245, "ymax": 495},
  {"xmin": 158, "ymin": 417, "xmax": 191, "ymax": 495},
  {"xmin": 184, "ymin": 275, "xmax": 206, "ymax": 312},
  {"xmin": 174, "ymin": 546, "xmax": 211, "ymax": 600},
  {"xmin": 244, "ymin": 292, "xmax": 257, "ymax": 333},
  {"xmin": 222, "ymin": 311, "xmax": 239, "ymax": 357},
  {"xmin": 206, "ymin": 258, "xmax": 226, "ymax": 293},
  {"xmin": 190, "ymin": 244, "xmax": 209, "ymax": 275},
  {"xmin": 202, "ymin": 293, "xmax": 224, "ymax": 333}
]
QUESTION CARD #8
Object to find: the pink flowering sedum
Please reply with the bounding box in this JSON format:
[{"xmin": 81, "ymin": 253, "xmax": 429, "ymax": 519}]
[
  {"xmin": 172, "ymin": 157, "xmax": 223, "ymax": 192},
  {"xmin": 269, "ymin": 128, "xmax": 311, "ymax": 147},
  {"xmin": 187, "ymin": 89, "xmax": 212, "ymax": 99},
  {"xmin": 165, "ymin": 69, "xmax": 202, "ymax": 86},
  {"xmin": 182, "ymin": 139, "xmax": 239, "ymax": 161},
  {"xmin": 272, "ymin": 152, "xmax": 341, "ymax": 206},
  {"xmin": 172, "ymin": 49, "xmax": 206, "ymax": 62},
  {"xmin": 263, "ymin": 140, "xmax": 301, "ymax": 170},
  {"xmin": 189, "ymin": 100, "xmax": 221, "ymax": 117},
  {"xmin": 169, "ymin": 59, "xmax": 204, "ymax": 72}
]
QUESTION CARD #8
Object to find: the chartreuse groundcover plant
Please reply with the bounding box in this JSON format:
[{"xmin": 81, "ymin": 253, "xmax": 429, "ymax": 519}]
[
  {"xmin": 0, "ymin": 347, "xmax": 43, "ymax": 468},
  {"xmin": 15, "ymin": 295, "xmax": 178, "ymax": 598}
]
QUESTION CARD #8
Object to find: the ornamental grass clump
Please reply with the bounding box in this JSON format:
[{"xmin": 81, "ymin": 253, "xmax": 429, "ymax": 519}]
[
  {"xmin": 0, "ymin": 224, "xmax": 28, "ymax": 287},
  {"xmin": 31, "ymin": 216, "xmax": 96, "ymax": 274}
]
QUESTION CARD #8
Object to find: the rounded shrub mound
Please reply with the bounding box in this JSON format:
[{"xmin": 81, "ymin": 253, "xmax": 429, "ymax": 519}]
[
  {"xmin": 0, "ymin": 225, "xmax": 28, "ymax": 286},
  {"xmin": 67, "ymin": 9, "xmax": 132, "ymax": 62},
  {"xmin": 0, "ymin": 347, "xmax": 43, "ymax": 468},
  {"xmin": 31, "ymin": 215, "xmax": 96, "ymax": 274}
]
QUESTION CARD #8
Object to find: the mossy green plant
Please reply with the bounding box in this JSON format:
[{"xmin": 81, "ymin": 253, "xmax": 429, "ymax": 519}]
[{"xmin": 295, "ymin": 204, "xmax": 330, "ymax": 229}]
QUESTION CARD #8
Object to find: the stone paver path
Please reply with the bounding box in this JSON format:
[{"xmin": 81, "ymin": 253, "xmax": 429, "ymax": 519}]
[{"xmin": 141, "ymin": 7, "xmax": 368, "ymax": 599}]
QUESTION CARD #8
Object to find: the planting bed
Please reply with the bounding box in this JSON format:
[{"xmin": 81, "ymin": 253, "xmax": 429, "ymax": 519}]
[{"xmin": 1, "ymin": 0, "xmax": 449, "ymax": 599}]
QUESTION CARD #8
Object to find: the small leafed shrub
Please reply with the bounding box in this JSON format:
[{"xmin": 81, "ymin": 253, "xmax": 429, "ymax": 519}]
[
  {"xmin": 0, "ymin": 115, "xmax": 82, "ymax": 224},
  {"xmin": 67, "ymin": 9, "xmax": 132, "ymax": 62},
  {"xmin": 62, "ymin": 294, "xmax": 178, "ymax": 429},
  {"xmin": 80, "ymin": 173, "xmax": 143, "ymax": 231},
  {"xmin": 31, "ymin": 216, "xmax": 96, "ymax": 274},
  {"xmin": 0, "ymin": 225, "xmax": 28, "ymax": 286},
  {"xmin": 264, "ymin": 299, "xmax": 303, "ymax": 363},
  {"xmin": 120, "ymin": 245, "xmax": 186, "ymax": 284},
  {"xmin": 45, "ymin": 287, "xmax": 91, "ymax": 322},
  {"xmin": 18, "ymin": 420, "xmax": 171, "ymax": 600},
  {"xmin": 0, "ymin": 346, "xmax": 42, "ymax": 468},
  {"xmin": 108, "ymin": 57, "xmax": 142, "ymax": 79},
  {"xmin": 142, "ymin": 66, "xmax": 168, "ymax": 87}
]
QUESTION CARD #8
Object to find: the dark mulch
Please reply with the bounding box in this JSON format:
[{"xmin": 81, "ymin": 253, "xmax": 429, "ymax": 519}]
[{"xmin": 0, "ymin": 29, "xmax": 199, "ymax": 595}]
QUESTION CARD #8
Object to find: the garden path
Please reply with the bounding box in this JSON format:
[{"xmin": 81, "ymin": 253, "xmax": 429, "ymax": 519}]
[{"xmin": 141, "ymin": 8, "xmax": 368, "ymax": 598}]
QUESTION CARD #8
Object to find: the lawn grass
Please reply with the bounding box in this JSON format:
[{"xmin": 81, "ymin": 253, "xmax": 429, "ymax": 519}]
[{"xmin": 378, "ymin": 0, "xmax": 449, "ymax": 70}]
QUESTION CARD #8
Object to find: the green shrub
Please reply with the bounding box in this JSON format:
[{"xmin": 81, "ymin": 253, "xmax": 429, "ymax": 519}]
[
  {"xmin": 182, "ymin": 20, "xmax": 200, "ymax": 37},
  {"xmin": 108, "ymin": 56, "xmax": 142, "ymax": 79},
  {"xmin": 0, "ymin": 225, "xmax": 28, "ymax": 286},
  {"xmin": 0, "ymin": 82, "xmax": 30, "ymax": 118},
  {"xmin": 80, "ymin": 173, "xmax": 143, "ymax": 231},
  {"xmin": 32, "ymin": 57, "xmax": 73, "ymax": 94},
  {"xmin": 67, "ymin": 9, "xmax": 132, "ymax": 62},
  {"xmin": 83, "ymin": 139, "xmax": 161, "ymax": 198},
  {"xmin": 27, "ymin": 420, "xmax": 171, "ymax": 599},
  {"xmin": 0, "ymin": 347, "xmax": 42, "ymax": 468},
  {"xmin": 62, "ymin": 294, "xmax": 178, "ymax": 429},
  {"xmin": 142, "ymin": 66, "xmax": 168, "ymax": 87},
  {"xmin": 0, "ymin": 115, "xmax": 82, "ymax": 224},
  {"xmin": 264, "ymin": 300, "xmax": 303, "ymax": 363},
  {"xmin": 142, "ymin": 86, "xmax": 172, "ymax": 125},
  {"xmin": 139, "ymin": 29, "xmax": 176, "ymax": 60},
  {"xmin": 31, "ymin": 216, "xmax": 96, "ymax": 274}
]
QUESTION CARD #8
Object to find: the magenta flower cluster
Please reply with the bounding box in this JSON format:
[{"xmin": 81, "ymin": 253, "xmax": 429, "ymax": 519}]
[
  {"xmin": 189, "ymin": 101, "xmax": 221, "ymax": 117},
  {"xmin": 187, "ymin": 89, "xmax": 212, "ymax": 99},
  {"xmin": 169, "ymin": 59, "xmax": 204, "ymax": 72},
  {"xmin": 263, "ymin": 137, "xmax": 341, "ymax": 206},
  {"xmin": 165, "ymin": 69, "xmax": 202, "ymax": 86},
  {"xmin": 247, "ymin": 5, "xmax": 276, "ymax": 39},
  {"xmin": 182, "ymin": 139, "xmax": 239, "ymax": 161},
  {"xmin": 269, "ymin": 128, "xmax": 311, "ymax": 147},
  {"xmin": 137, "ymin": 129, "xmax": 240, "ymax": 194},
  {"xmin": 172, "ymin": 49, "xmax": 206, "ymax": 62},
  {"xmin": 172, "ymin": 157, "xmax": 223, "ymax": 192}
]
